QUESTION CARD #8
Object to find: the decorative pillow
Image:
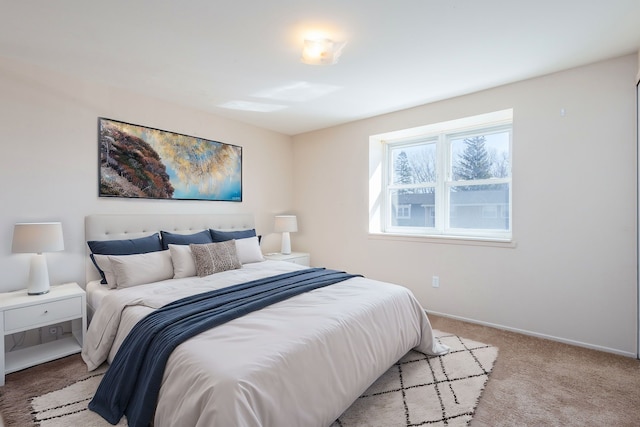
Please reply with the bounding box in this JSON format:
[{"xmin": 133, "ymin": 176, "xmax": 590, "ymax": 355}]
[
  {"xmin": 190, "ymin": 241, "xmax": 241, "ymax": 277},
  {"xmin": 235, "ymin": 236, "xmax": 264, "ymax": 264},
  {"xmin": 160, "ymin": 230, "xmax": 213, "ymax": 250},
  {"xmin": 209, "ymin": 228, "xmax": 257, "ymax": 242},
  {"xmin": 168, "ymin": 244, "xmax": 197, "ymax": 279},
  {"xmin": 108, "ymin": 250, "xmax": 174, "ymax": 288},
  {"xmin": 87, "ymin": 233, "xmax": 163, "ymax": 284}
]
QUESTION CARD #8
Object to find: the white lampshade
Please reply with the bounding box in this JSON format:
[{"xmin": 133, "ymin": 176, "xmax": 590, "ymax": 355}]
[
  {"xmin": 12, "ymin": 222, "xmax": 64, "ymax": 253},
  {"xmin": 274, "ymin": 215, "xmax": 298, "ymax": 255},
  {"xmin": 274, "ymin": 215, "xmax": 298, "ymax": 233},
  {"xmin": 12, "ymin": 222, "xmax": 64, "ymax": 295}
]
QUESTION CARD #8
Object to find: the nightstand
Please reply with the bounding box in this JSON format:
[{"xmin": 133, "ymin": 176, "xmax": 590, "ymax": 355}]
[
  {"xmin": 0, "ymin": 282, "xmax": 86, "ymax": 386},
  {"xmin": 263, "ymin": 252, "xmax": 310, "ymax": 267}
]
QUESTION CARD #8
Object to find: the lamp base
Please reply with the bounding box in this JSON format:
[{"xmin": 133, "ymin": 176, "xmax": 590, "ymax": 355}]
[
  {"xmin": 280, "ymin": 232, "xmax": 292, "ymax": 255},
  {"xmin": 27, "ymin": 253, "xmax": 51, "ymax": 296}
]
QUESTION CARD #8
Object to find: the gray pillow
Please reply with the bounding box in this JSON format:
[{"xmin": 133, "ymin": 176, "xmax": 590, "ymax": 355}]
[{"xmin": 190, "ymin": 240, "xmax": 241, "ymax": 277}]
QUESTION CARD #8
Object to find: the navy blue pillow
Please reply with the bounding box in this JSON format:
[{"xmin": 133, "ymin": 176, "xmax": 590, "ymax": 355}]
[
  {"xmin": 87, "ymin": 233, "xmax": 163, "ymax": 283},
  {"xmin": 160, "ymin": 230, "xmax": 213, "ymax": 250},
  {"xmin": 209, "ymin": 228, "xmax": 257, "ymax": 242}
]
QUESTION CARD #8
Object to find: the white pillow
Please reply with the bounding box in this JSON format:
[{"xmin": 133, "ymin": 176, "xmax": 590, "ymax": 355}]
[
  {"xmin": 108, "ymin": 250, "xmax": 174, "ymax": 288},
  {"xmin": 235, "ymin": 236, "xmax": 264, "ymax": 264},
  {"xmin": 92, "ymin": 254, "xmax": 118, "ymax": 289},
  {"xmin": 168, "ymin": 244, "xmax": 197, "ymax": 279}
]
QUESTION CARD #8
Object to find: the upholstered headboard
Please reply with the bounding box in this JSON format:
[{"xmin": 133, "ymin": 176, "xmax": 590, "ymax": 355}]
[{"xmin": 85, "ymin": 213, "xmax": 255, "ymax": 283}]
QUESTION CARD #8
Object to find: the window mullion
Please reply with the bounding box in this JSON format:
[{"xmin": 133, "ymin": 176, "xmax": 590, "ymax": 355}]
[
  {"xmin": 435, "ymin": 134, "xmax": 447, "ymax": 233},
  {"xmin": 381, "ymin": 143, "xmax": 391, "ymax": 232},
  {"xmin": 449, "ymin": 177, "xmax": 511, "ymax": 187}
]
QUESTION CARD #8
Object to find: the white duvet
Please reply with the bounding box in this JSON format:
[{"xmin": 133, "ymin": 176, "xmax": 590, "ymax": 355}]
[{"xmin": 82, "ymin": 260, "xmax": 448, "ymax": 427}]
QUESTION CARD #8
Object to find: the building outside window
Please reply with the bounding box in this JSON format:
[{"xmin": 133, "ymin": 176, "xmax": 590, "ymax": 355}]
[{"xmin": 396, "ymin": 204, "xmax": 411, "ymax": 219}]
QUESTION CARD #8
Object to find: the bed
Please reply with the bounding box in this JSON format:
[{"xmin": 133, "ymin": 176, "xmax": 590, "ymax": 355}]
[{"xmin": 81, "ymin": 213, "xmax": 448, "ymax": 427}]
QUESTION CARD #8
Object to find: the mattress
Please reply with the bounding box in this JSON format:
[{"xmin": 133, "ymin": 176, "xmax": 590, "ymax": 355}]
[{"xmin": 85, "ymin": 280, "xmax": 112, "ymax": 312}]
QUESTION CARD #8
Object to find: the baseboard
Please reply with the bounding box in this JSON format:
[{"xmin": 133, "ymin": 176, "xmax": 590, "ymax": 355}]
[{"xmin": 427, "ymin": 310, "xmax": 638, "ymax": 359}]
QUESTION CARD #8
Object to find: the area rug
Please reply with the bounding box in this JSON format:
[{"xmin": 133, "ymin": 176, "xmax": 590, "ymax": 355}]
[{"xmin": 1, "ymin": 331, "xmax": 497, "ymax": 426}]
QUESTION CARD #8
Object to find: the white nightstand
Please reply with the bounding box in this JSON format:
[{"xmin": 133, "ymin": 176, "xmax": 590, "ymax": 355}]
[
  {"xmin": 264, "ymin": 252, "xmax": 310, "ymax": 267},
  {"xmin": 0, "ymin": 282, "xmax": 86, "ymax": 386}
]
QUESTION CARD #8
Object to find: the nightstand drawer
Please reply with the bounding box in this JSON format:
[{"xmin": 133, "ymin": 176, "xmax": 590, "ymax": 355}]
[{"xmin": 4, "ymin": 297, "xmax": 82, "ymax": 332}]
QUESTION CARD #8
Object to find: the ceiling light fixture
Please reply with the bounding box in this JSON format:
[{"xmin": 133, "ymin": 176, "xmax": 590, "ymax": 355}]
[{"xmin": 301, "ymin": 38, "xmax": 346, "ymax": 65}]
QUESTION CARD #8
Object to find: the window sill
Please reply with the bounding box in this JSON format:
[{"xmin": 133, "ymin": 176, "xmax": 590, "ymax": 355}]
[{"xmin": 368, "ymin": 232, "xmax": 517, "ymax": 248}]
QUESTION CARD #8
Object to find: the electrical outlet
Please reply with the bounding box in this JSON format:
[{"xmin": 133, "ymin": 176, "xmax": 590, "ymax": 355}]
[
  {"xmin": 41, "ymin": 327, "xmax": 57, "ymax": 344},
  {"xmin": 41, "ymin": 325, "xmax": 64, "ymax": 343},
  {"xmin": 432, "ymin": 276, "xmax": 440, "ymax": 288}
]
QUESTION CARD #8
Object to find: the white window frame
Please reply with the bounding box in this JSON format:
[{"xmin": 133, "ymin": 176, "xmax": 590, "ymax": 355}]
[{"xmin": 369, "ymin": 109, "xmax": 513, "ymax": 242}]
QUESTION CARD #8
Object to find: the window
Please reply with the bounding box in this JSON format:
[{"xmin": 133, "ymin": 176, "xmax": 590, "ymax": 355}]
[
  {"xmin": 369, "ymin": 109, "xmax": 512, "ymax": 241},
  {"xmin": 396, "ymin": 204, "xmax": 411, "ymax": 219}
]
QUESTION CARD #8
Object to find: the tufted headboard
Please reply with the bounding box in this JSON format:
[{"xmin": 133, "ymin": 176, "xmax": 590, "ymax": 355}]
[{"xmin": 84, "ymin": 213, "xmax": 255, "ymax": 283}]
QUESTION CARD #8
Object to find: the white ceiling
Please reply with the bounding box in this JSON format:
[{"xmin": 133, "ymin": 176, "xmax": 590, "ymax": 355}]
[{"xmin": 1, "ymin": 1, "xmax": 639, "ymax": 135}]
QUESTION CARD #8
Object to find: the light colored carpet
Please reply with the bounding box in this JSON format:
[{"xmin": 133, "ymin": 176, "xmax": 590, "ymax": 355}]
[
  {"xmin": 1, "ymin": 331, "xmax": 496, "ymax": 426},
  {"xmin": 428, "ymin": 315, "xmax": 640, "ymax": 427}
]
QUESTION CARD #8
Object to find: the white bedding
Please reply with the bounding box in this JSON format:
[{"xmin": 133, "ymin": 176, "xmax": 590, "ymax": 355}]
[
  {"xmin": 82, "ymin": 260, "xmax": 448, "ymax": 427},
  {"xmin": 85, "ymin": 280, "xmax": 112, "ymax": 312}
]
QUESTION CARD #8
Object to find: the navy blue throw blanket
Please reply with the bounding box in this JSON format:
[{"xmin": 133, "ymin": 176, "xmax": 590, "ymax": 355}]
[{"xmin": 89, "ymin": 268, "xmax": 360, "ymax": 427}]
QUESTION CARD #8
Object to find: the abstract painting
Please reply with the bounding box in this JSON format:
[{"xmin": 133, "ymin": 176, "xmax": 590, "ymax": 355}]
[{"xmin": 98, "ymin": 118, "xmax": 242, "ymax": 201}]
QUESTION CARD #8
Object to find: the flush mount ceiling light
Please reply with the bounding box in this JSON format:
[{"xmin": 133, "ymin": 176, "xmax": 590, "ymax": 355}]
[{"xmin": 301, "ymin": 38, "xmax": 346, "ymax": 65}]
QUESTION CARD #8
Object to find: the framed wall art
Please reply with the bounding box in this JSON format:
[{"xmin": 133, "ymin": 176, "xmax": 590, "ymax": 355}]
[{"xmin": 98, "ymin": 118, "xmax": 242, "ymax": 202}]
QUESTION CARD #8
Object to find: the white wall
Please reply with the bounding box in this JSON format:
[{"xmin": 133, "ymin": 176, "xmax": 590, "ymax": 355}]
[
  {"xmin": 292, "ymin": 54, "xmax": 638, "ymax": 356},
  {"xmin": 0, "ymin": 56, "xmax": 293, "ymax": 293}
]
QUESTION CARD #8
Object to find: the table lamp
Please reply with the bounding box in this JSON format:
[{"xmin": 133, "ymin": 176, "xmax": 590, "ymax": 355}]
[
  {"xmin": 274, "ymin": 215, "xmax": 298, "ymax": 255},
  {"xmin": 12, "ymin": 222, "xmax": 64, "ymax": 295}
]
